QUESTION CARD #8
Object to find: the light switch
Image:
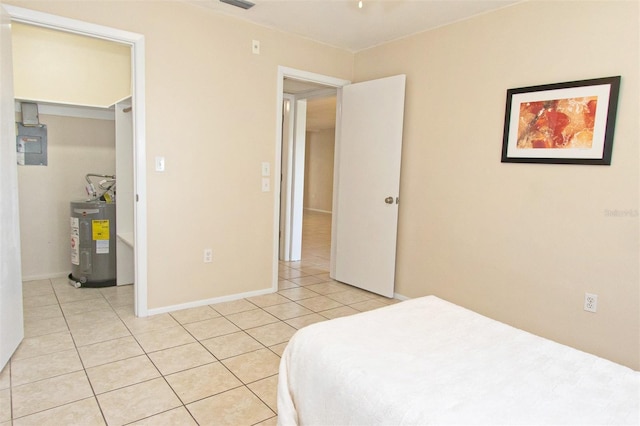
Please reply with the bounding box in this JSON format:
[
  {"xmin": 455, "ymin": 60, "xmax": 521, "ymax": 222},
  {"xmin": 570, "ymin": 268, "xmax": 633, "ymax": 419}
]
[
  {"xmin": 261, "ymin": 162, "xmax": 270, "ymax": 177},
  {"xmin": 155, "ymin": 156, "xmax": 165, "ymax": 172},
  {"xmin": 262, "ymin": 177, "xmax": 270, "ymax": 192}
]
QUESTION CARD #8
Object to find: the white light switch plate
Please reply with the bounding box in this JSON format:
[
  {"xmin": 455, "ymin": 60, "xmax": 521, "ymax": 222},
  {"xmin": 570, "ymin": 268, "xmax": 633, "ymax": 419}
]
[{"xmin": 155, "ymin": 156, "xmax": 165, "ymax": 172}]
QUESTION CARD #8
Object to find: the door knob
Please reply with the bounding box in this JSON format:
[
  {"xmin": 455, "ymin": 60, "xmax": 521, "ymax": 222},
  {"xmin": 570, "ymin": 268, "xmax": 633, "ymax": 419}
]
[{"xmin": 384, "ymin": 196, "xmax": 394, "ymax": 204}]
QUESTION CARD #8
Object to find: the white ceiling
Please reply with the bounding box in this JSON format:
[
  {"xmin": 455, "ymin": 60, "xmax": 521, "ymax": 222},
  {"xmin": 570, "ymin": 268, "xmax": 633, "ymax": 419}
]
[{"xmin": 189, "ymin": 0, "xmax": 521, "ymax": 52}]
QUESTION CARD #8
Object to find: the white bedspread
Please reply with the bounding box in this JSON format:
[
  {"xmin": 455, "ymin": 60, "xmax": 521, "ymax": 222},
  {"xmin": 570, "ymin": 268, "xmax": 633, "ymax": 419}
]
[{"xmin": 277, "ymin": 296, "xmax": 640, "ymax": 425}]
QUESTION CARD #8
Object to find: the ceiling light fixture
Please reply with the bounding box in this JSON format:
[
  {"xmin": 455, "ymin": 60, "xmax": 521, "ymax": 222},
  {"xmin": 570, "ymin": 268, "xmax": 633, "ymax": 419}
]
[
  {"xmin": 220, "ymin": 0, "xmax": 255, "ymax": 10},
  {"xmin": 358, "ymin": 0, "xmax": 363, "ymax": 8}
]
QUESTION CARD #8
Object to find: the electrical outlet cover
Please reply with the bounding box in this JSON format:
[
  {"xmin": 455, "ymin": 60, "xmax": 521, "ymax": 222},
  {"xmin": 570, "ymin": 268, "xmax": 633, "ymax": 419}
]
[{"xmin": 584, "ymin": 293, "xmax": 598, "ymax": 313}]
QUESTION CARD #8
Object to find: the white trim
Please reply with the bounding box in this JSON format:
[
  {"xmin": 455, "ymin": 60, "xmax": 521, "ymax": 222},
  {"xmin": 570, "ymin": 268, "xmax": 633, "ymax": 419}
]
[
  {"xmin": 15, "ymin": 100, "xmax": 115, "ymax": 121},
  {"xmin": 4, "ymin": 5, "xmax": 149, "ymax": 317},
  {"xmin": 393, "ymin": 292, "xmax": 410, "ymax": 301},
  {"xmin": 147, "ymin": 287, "xmax": 274, "ymax": 316},
  {"xmin": 21, "ymin": 272, "xmax": 70, "ymax": 282}
]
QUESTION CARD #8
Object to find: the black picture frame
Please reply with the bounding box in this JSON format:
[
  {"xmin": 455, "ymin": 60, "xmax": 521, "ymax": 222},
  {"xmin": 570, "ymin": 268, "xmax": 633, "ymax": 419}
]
[{"xmin": 501, "ymin": 76, "xmax": 621, "ymax": 165}]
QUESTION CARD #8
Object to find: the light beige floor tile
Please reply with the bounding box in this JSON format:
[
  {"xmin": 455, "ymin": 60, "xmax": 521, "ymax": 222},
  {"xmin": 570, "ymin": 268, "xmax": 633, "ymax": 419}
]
[
  {"xmin": 53, "ymin": 287, "xmax": 103, "ymax": 304},
  {"xmin": 245, "ymin": 322, "xmax": 297, "ymax": 347},
  {"xmin": 169, "ymin": 305, "xmax": 220, "ymax": 325},
  {"xmin": 183, "ymin": 317, "xmax": 240, "ymax": 341},
  {"xmin": 22, "ymin": 280, "xmax": 54, "ymax": 298},
  {"xmin": 114, "ymin": 304, "xmax": 135, "ymax": 321},
  {"xmin": 210, "ymin": 299, "xmax": 258, "ymax": 316},
  {"xmin": 65, "ymin": 308, "xmax": 121, "ymax": 330},
  {"xmin": 86, "ymin": 354, "xmax": 160, "ymax": 394},
  {"xmin": 247, "ymin": 375, "xmax": 279, "ymax": 412},
  {"xmin": 147, "ymin": 342, "xmax": 216, "ymax": 375},
  {"xmin": 277, "ymin": 287, "xmax": 319, "ymax": 301},
  {"xmin": 285, "ymin": 313, "xmax": 327, "ymax": 329},
  {"xmin": 349, "ymin": 299, "xmax": 388, "ymax": 312},
  {"xmin": 269, "ymin": 342, "xmax": 288, "ymax": 357},
  {"xmin": 70, "ymin": 320, "xmax": 131, "ymax": 347},
  {"xmin": 288, "ymin": 275, "xmax": 326, "ymax": 286},
  {"xmin": 0, "ymin": 389, "xmax": 10, "ymax": 422},
  {"xmin": 11, "ymin": 349, "xmax": 83, "ymax": 386},
  {"xmin": 297, "ymin": 266, "xmax": 329, "ymax": 276},
  {"xmin": 319, "ymin": 305, "xmax": 360, "ymax": 319},
  {"xmin": 134, "ymin": 326, "xmax": 196, "ymax": 353},
  {"xmin": 97, "ymin": 377, "xmax": 181, "ymax": 426},
  {"xmin": 22, "ymin": 293, "xmax": 58, "ymax": 309},
  {"xmin": 11, "ymin": 371, "xmax": 93, "ymax": 418},
  {"xmin": 77, "ymin": 336, "xmax": 144, "ymax": 368},
  {"xmin": 100, "ymin": 285, "xmax": 134, "ymax": 308},
  {"xmin": 246, "ymin": 293, "xmax": 291, "ymax": 308},
  {"xmin": 0, "ymin": 364, "xmax": 9, "ymax": 390},
  {"xmin": 123, "ymin": 313, "xmax": 179, "ymax": 335},
  {"xmin": 12, "ymin": 397, "xmax": 105, "ymax": 426},
  {"xmin": 303, "ymin": 282, "xmax": 351, "ymax": 295},
  {"xmin": 23, "ymin": 316, "xmax": 68, "ymax": 338},
  {"xmin": 23, "ymin": 304, "xmax": 63, "ymax": 322},
  {"xmin": 263, "ymin": 302, "xmax": 313, "ymax": 320},
  {"xmin": 60, "ymin": 297, "xmax": 112, "ymax": 316},
  {"xmin": 225, "ymin": 309, "xmax": 280, "ymax": 330},
  {"xmin": 221, "ymin": 349, "xmax": 280, "ymax": 384},
  {"xmin": 129, "ymin": 406, "xmax": 197, "ymax": 426},
  {"xmin": 186, "ymin": 386, "xmax": 274, "ymax": 426},
  {"xmin": 11, "ymin": 331, "xmax": 75, "ymax": 361},
  {"xmin": 165, "ymin": 362, "xmax": 242, "ymax": 404},
  {"xmin": 295, "ymin": 295, "xmax": 344, "ymax": 312},
  {"xmin": 277, "ymin": 280, "xmax": 299, "ymax": 290},
  {"xmin": 201, "ymin": 332, "xmax": 264, "ymax": 360},
  {"xmin": 255, "ymin": 416, "xmax": 279, "ymax": 426},
  {"xmin": 327, "ymin": 289, "xmax": 375, "ymax": 305},
  {"xmin": 278, "ymin": 268, "xmax": 306, "ymax": 280}
]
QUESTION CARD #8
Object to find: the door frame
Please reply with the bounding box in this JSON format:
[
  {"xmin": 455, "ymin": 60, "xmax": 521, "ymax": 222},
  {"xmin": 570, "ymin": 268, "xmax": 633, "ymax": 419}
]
[
  {"xmin": 273, "ymin": 67, "xmax": 349, "ymax": 288},
  {"xmin": 3, "ymin": 5, "xmax": 148, "ymax": 317},
  {"xmin": 279, "ymin": 95, "xmax": 308, "ymax": 262}
]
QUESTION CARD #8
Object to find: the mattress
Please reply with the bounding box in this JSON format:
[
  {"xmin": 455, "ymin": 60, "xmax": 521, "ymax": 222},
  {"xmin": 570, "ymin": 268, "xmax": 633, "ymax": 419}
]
[{"xmin": 277, "ymin": 296, "xmax": 640, "ymax": 425}]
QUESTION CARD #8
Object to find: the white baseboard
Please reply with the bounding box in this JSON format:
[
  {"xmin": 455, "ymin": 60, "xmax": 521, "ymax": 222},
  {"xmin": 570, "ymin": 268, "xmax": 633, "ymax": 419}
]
[
  {"xmin": 147, "ymin": 286, "xmax": 276, "ymax": 316},
  {"xmin": 304, "ymin": 208, "xmax": 332, "ymax": 214},
  {"xmin": 22, "ymin": 271, "xmax": 69, "ymax": 282}
]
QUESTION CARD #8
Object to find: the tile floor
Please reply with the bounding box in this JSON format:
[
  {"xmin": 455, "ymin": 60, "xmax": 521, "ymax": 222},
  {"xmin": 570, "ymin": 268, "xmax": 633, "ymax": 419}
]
[{"xmin": 1, "ymin": 211, "xmax": 398, "ymax": 425}]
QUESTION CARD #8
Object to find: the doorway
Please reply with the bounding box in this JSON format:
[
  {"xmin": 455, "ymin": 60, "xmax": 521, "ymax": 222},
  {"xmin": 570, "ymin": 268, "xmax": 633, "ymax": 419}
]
[
  {"xmin": 3, "ymin": 4, "xmax": 148, "ymax": 317},
  {"xmin": 275, "ymin": 68, "xmax": 349, "ymax": 281}
]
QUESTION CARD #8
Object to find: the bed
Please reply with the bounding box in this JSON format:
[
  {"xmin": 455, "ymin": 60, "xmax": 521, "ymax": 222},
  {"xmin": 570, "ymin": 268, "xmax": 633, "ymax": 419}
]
[{"xmin": 277, "ymin": 296, "xmax": 640, "ymax": 425}]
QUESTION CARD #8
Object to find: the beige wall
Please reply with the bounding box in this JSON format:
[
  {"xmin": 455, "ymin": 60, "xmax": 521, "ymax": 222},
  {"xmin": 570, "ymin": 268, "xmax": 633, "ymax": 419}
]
[
  {"xmin": 17, "ymin": 113, "xmax": 115, "ymax": 279},
  {"xmin": 304, "ymin": 129, "xmax": 335, "ymax": 213},
  {"xmin": 12, "ymin": 22, "xmax": 130, "ymax": 107},
  {"xmin": 4, "ymin": 0, "xmax": 354, "ymax": 309},
  {"xmin": 355, "ymin": 0, "xmax": 639, "ymax": 369}
]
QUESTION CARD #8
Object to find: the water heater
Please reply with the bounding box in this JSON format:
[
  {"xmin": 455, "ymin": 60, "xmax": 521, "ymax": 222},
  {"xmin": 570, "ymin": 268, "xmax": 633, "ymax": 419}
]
[{"xmin": 69, "ymin": 200, "xmax": 117, "ymax": 287}]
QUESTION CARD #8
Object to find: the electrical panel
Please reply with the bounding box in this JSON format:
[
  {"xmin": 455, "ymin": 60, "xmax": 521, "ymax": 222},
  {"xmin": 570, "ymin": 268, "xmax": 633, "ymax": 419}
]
[
  {"xmin": 16, "ymin": 122, "xmax": 48, "ymax": 166},
  {"xmin": 16, "ymin": 102, "xmax": 47, "ymax": 166}
]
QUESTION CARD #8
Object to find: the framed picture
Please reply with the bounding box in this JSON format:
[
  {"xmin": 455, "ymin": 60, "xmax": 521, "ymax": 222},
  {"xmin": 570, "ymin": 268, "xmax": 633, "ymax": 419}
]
[{"xmin": 501, "ymin": 76, "xmax": 621, "ymax": 165}]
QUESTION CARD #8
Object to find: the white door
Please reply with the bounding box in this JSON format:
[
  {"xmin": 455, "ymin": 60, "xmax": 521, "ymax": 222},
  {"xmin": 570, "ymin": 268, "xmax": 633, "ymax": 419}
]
[
  {"xmin": 331, "ymin": 75, "xmax": 406, "ymax": 298},
  {"xmin": 0, "ymin": 5, "xmax": 25, "ymax": 370}
]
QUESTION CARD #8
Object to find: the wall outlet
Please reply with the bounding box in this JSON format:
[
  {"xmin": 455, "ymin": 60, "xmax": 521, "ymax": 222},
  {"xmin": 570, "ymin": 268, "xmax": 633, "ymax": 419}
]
[
  {"xmin": 203, "ymin": 248, "xmax": 213, "ymax": 263},
  {"xmin": 584, "ymin": 293, "xmax": 598, "ymax": 313}
]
